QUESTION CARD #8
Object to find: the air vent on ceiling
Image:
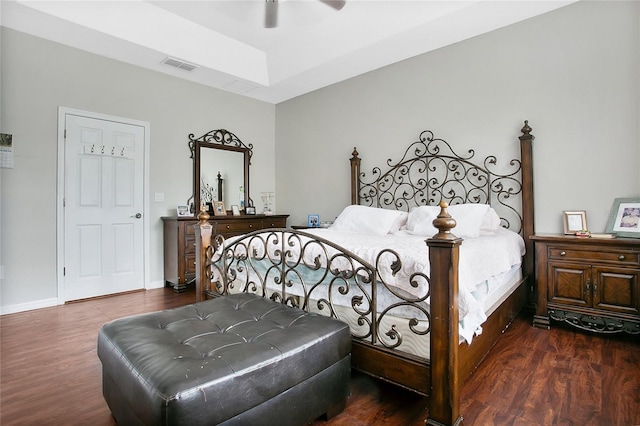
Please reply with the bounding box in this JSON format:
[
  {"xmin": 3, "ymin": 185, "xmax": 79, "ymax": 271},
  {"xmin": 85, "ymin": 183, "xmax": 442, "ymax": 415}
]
[{"xmin": 161, "ymin": 57, "xmax": 198, "ymax": 72}]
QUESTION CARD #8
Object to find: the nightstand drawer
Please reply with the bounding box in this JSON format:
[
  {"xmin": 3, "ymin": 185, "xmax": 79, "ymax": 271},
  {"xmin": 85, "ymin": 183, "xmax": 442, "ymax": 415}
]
[{"xmin": 548, "ymin": 246, "xmax": 640, "ymax": 266}]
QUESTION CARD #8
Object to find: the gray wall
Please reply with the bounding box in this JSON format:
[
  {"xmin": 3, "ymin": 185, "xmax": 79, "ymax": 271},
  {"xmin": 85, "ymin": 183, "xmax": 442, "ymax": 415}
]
[
  {"xmin": 275, "ymin": 1, "xmax": 640, "ymax": 233},
  {"xmin": 0, "ymin": 28, "xmax": 275, "ymax": 312}
]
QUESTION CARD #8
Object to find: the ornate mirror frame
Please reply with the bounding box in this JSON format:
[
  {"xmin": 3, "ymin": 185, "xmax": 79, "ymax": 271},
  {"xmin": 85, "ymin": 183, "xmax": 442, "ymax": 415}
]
[{"xmin": 188, "ymin": 129, "xmax": 252, "ymax": 213}]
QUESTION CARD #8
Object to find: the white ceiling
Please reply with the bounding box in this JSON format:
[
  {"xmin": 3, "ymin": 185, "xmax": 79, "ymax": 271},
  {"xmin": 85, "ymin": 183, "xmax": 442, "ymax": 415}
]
[{"xmin": 2, "ymin": 0, "xmax": 577, "ymax": 104}]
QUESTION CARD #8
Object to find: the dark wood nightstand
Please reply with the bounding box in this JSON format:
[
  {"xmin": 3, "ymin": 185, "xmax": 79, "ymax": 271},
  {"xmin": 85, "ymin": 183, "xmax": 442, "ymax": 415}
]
[{"xmin": 531, "ymin": 234, "xmax": 640, "ymax": 334}]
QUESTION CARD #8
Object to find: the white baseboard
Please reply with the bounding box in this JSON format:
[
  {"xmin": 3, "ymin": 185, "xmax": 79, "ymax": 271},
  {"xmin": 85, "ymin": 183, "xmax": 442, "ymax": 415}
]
[
  {"xmin": 146, "ymin": 280, "xmax": 165, "ymax": 289},
  {"xmin": 0, "ymin": 297, "xmax": 59, "ymax": 315},
  {"xmin": 1, "ymin": 282, "xmax": 168, "ymax": 315}
]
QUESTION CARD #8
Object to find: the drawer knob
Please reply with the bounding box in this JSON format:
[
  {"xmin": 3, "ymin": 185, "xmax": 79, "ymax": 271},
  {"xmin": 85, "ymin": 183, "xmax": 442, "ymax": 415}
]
[
  {"xmin": 226, "ymin": 225, "xmax": 230, "ymax": 229},
  {"xmin": 249, "ymin": 224, "xmax": 253, "ymax": 228},
  {"xmin": 560, "ymin": 251, "xmax": 566, "ymax": 256},
  {"xmin": 619, "ymin": 255, "xmax": 625, "ymax": 261}
]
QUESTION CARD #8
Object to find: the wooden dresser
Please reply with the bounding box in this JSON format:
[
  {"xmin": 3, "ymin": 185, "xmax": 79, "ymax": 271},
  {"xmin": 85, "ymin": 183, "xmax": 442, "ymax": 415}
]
[
  {"xmin": 162, "ymin": 214, "xmax": 288, "ymax": 292},
  {"xmin": 532, "ymin": 234, "xmax": 640, "ymax": 334}
]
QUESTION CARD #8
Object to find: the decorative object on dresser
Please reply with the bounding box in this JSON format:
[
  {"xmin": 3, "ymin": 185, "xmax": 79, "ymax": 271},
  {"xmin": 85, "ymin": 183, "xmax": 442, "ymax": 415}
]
[
  {"xmin": 176, "ymin": 205, "xmax": 190, "ymax": 217},
  {"xmin": 195, "ymin": 120, "xmax": 536, "ymax": 426},
  {"xmin": 605, "ymin": 197, "xmax": 640, "ymax": 238},
  {"xmin": 532, "ymin": 234, "xmax": 640, "ymax": 334},
  {"xmin": 162, "ymin": 214, "xmax": 288, "ymax": 293},
  {"xmin": 213, "ymin": 200, "xmax": 226, "ymax": 216},
  {"xmin": 308, "ymin": 214, "xmax": 320, "ymax": 228}
]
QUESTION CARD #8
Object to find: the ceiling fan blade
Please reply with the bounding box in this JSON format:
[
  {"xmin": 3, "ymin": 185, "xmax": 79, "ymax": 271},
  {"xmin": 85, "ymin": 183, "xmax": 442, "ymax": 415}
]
[
  {"xmin": 265, "ymin": 0, "xmax": 278, "ymax": 28},
  {"xmin": 319, "ymin": 0, "xmax": 346, "ymax": 11}
]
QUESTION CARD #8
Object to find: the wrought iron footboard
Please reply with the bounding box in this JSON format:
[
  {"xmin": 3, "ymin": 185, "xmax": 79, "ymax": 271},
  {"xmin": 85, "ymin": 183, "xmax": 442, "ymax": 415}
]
[{"xmin": 203, "ymin": 229, "xmax": 432, "ymax": 352}]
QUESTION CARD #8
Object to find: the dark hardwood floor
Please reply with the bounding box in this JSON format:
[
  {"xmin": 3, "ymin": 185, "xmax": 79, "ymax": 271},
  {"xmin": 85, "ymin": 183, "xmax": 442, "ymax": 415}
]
[{"xmin": 1, "ymin": 287, "xmax": 638, "ymax": 425}]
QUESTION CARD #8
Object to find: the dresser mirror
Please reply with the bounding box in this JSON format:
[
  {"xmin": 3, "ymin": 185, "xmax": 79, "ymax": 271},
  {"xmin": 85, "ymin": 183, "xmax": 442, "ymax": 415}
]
[{"xmin": 189, "ymin": 129, "xmax": 252, "ymax": 214}]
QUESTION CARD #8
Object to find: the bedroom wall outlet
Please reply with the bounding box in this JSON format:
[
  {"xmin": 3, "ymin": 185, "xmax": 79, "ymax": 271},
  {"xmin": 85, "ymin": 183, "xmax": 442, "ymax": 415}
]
[{"xmin": 154, "ymin": 192, "xmax": 164, "ymax": 202}]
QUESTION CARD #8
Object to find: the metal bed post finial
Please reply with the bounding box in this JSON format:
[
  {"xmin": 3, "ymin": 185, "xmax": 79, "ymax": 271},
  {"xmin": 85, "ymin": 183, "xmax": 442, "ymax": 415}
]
[
  {"xmin": 350, "ymin": 147, "xmax": 361, "ymax": 205},
  {"xmin": 431, "ymin": 201, "xmax": 459, "ymax": 240}
]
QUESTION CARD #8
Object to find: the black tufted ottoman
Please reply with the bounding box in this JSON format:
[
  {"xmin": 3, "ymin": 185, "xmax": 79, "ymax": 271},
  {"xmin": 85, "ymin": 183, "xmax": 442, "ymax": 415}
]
[{"xmin": 97, "ymin": 293, "xmax": 351, "ymax": 425}]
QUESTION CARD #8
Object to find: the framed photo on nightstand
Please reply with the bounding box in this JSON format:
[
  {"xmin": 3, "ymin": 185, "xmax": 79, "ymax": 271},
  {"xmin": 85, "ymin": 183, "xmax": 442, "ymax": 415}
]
[
  {"xmin": 563, "ymin": 210, "xmax": 587, "ymax": 234},
  {"xmin": 606, "ymin": 198, "xmax": 640, "ymax": 238}
]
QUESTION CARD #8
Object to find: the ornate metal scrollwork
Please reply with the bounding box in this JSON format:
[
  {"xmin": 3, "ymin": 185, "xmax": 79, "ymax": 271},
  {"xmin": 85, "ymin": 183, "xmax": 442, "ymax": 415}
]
[
  {"xmin": 549, "ymin": 309, "xmax": 640, "ymax": 335},
  {"xmin": 188, "ymin": 128, "xmax": 253, "ymax": 163},
  {"xmin": 205, "ymin": 229, "xmax": 432, "ymax": 351},
  {"xmin": 358, "ymin": 129, "xmax": 524, "ymax": 234}
]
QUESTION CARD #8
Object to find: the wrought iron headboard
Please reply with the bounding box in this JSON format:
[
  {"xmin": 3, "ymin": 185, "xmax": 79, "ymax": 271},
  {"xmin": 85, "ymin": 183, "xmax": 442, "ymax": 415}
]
[{"xmin": 350, "ymin": 127, "xmax": 526, "ymax": 235}]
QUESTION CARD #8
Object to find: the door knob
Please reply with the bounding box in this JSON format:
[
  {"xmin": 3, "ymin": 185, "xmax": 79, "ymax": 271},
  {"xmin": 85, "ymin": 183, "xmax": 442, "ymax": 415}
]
[{"xmin": 131, "ymin": 213, "xmax": 142, "ymax": 219}]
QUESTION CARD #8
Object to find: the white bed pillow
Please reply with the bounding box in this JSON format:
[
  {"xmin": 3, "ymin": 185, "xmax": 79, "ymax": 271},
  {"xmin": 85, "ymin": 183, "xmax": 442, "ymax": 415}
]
[
  {"xmin": 446, "ymin": 203, "xmax": 490, "ymax": 237},
  {"xmin": 406, "ymin": 203, "xmax": 493, "ymax": 238},
  {"xmin": 389, "ymin": 211, "xmax": 409, "ymax": 233},
  {"xmin": 405, "ymin": 205, "xmax": 440, "ymax": 237},
  {"xmin": 329, "ymin": 205, "xmax": 406, "ymax": 235},
  {"xmin": 480, "ymin": 207, "xmax": 502, "ymax": 234}
]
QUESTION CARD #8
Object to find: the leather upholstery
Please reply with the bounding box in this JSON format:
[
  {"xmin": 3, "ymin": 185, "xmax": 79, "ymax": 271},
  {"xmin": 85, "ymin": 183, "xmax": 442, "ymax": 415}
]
[{"xmin": 98, "ymin": 293, "xmax": 351, "ymax": 425}]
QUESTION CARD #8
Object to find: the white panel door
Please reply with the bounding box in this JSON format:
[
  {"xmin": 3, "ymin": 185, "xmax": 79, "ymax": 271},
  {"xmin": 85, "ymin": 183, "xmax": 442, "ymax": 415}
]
[{"xmin": 64, "ymin": 114, "xmax": 144, "ymax": 301}]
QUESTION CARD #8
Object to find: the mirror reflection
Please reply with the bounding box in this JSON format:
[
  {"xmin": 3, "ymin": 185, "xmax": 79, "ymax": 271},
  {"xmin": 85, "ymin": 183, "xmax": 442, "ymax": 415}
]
[{"xmin": 200, "ymin": 149, "xmax": 244, "ymax": 207}]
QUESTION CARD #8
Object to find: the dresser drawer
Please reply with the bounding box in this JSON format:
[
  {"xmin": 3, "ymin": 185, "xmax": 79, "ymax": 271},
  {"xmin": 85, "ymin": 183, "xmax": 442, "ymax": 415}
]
[
  {"xmin": 218, "ymin": 220, "xmax": 263, "ymax": 233},
  {"xmin": 548, "ymin": 245, "xmax": 640, "ymax": 266},
  {"xmin": 263, "ymin": 218, "xmax": 287, "ymax": 228}
]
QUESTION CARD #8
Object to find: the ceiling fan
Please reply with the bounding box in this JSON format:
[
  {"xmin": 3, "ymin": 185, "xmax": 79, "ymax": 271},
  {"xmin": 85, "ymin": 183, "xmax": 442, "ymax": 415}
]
[{"xmin": 264, "ymin": 0, "xmax": 347, "ymax": 28}]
